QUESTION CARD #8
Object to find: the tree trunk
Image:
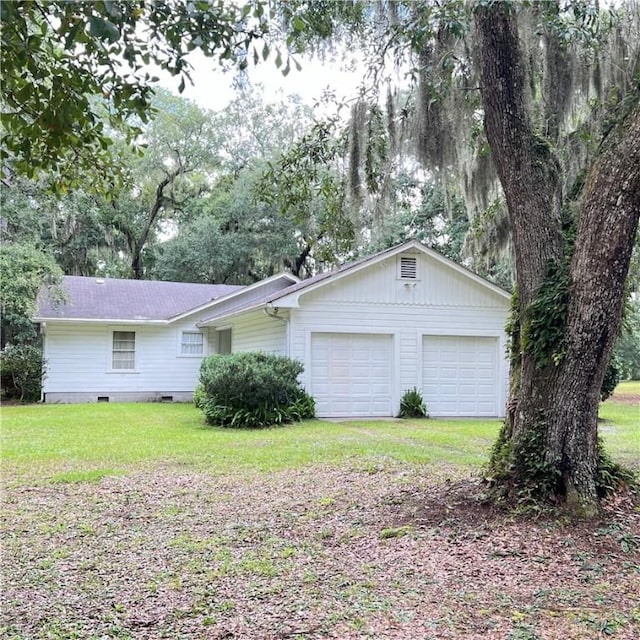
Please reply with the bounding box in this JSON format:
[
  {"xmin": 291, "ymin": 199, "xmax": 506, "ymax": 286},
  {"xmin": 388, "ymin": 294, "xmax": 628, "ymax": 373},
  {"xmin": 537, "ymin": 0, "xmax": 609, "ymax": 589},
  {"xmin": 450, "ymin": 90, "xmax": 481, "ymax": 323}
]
[
  {"xmin": 130, "ymin": 172, "xmax": 177, "ymax": 280},
  {"xmin": 547, "ymin": 102, "xmax": 640, "ymax": 513},
  {"xmin": 476, "ymin": 2, "xmax": 640, "ymax": 515},
  {"xmin": 476, "ymin": 2, "xmax": 564, "ymax": 444}
]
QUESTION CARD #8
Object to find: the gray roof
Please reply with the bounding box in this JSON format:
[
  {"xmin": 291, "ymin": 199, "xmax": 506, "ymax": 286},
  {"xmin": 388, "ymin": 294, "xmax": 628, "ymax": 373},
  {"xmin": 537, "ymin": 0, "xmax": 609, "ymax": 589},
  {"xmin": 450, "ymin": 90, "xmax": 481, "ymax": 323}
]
[{"xmin": 36, "ymin": 276, "xmax": 244, "ymax": 321}]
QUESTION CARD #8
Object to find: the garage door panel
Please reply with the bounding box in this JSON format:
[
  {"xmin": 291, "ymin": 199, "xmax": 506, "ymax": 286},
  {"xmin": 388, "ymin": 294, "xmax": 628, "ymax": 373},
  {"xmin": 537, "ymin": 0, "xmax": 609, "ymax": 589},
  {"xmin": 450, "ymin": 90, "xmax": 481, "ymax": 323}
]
[
  {"xmin": 311, "ymin": 333, "xmax": 393, "ymax": 417},
  {"xmin": 459, "ymin": 383, "xmax": 478, "ymax": 395},
  {"xmin": 422, "ymin": 335, "xmax": 499, "ymax": 417}
]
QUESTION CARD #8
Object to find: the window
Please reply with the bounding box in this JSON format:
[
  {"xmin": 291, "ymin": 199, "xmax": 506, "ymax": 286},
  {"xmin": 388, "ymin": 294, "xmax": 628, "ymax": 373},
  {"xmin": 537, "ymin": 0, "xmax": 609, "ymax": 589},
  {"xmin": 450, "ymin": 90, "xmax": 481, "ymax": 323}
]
[
  {"xmin": 218, "ymin": 328, "xmax": 232, "ymax": 354},
  {"xmin": 399, "ymin": 256, "xmax": 418, "ymax": 280},
  {"xmin": 112, "ymin": 331, "xmax": 135, "ymax": 370},
  {"xmin": 181, "ymin": 331, "xmax": 204, "ymax": 355}
]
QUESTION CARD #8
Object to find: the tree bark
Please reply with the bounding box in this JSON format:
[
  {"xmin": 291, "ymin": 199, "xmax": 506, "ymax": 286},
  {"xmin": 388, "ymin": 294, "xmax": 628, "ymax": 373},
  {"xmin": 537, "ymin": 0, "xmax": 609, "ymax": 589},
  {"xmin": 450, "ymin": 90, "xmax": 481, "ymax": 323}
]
[
  {"xmin": 476, "ymin": 2, "xmax": 640, "ymax": 515},
  {"xmin": 547, "ymin": 102, "xmax": 640, "ymax": 512},
  {"xmin": 476, "ymin": 2, "xmax": 564, "ymax": 443}
]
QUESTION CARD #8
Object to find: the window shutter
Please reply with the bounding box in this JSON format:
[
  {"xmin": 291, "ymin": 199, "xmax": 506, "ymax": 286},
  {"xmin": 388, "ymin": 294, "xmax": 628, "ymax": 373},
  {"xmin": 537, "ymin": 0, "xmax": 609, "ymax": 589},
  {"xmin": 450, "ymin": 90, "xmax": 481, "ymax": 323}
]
[{"xmin": 400, "ymin": 256, "xmax": 418, "ymax": 279}]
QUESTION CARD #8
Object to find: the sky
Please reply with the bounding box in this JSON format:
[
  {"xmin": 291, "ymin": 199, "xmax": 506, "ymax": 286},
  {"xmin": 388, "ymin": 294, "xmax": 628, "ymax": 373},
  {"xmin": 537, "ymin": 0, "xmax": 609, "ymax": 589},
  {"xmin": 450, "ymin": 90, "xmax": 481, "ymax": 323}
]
[{"xmin": 157, "ymin": 48, "xmax": 367, "ymax": 113}]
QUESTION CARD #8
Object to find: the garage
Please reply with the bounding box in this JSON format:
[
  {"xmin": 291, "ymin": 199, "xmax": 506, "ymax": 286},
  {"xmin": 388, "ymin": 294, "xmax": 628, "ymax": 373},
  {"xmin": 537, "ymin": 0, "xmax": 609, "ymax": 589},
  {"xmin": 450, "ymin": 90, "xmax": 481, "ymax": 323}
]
[
  {"xmin": 422, "ymin": 335, "xmax": 499, "ymax": 416},
  {"xmin": 311, "ymin": 332, "xmax": 393, "ymax": 417}
]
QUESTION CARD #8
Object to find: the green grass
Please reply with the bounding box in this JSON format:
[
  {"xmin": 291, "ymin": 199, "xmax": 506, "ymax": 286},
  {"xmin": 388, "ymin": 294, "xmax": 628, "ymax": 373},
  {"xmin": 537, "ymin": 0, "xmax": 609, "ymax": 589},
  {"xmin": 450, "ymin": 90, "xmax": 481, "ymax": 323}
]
[
  {"xmin": 1, "ymin": 387, "xmax": 637, "ymax": 483},
  {"xmin": 598, "ymin": 380, "xmax": 639, "ymax": 468},
  {"xmin": 614, "ymin": 379, "xmax": 640, "ymax": 395},
  {"xmin": 1, "ymin": 403, "xmax": 499, "ymax": 481}
]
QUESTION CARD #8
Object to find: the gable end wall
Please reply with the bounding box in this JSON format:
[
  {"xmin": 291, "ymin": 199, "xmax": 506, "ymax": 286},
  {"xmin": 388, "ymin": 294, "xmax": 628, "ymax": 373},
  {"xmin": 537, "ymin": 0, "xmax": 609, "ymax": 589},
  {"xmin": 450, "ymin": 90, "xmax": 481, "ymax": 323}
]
[{"xmin": 288, "ymin": 253, "xmax": 509, "ymax": 416}]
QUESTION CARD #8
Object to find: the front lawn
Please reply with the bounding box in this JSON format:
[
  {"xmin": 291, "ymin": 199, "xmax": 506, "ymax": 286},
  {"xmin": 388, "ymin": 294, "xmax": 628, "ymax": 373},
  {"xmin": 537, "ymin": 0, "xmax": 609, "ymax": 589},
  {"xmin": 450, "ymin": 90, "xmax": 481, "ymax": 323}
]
[
  {"xmin": 2, "ymin": 385, "xmax": 637, "ymax": 482},
  {"xmin": 1, "ymin": 390, "xmax": 638, "ymax": 639},
  {"xmin": 2, "ymin": 403, "xmax": 504, "ymax": 483}
]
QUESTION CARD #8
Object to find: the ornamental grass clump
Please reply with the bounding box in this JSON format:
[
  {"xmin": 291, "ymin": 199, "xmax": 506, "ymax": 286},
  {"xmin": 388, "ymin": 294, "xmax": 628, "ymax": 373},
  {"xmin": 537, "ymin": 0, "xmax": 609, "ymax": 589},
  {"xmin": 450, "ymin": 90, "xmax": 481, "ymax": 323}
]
[
  {"xmin": 197, "ymin": 352, "xmax": 315, "ymax": 428},
  {"xmin": 398, "ymin": 387, "xmax": 429, "ymax": 419}
]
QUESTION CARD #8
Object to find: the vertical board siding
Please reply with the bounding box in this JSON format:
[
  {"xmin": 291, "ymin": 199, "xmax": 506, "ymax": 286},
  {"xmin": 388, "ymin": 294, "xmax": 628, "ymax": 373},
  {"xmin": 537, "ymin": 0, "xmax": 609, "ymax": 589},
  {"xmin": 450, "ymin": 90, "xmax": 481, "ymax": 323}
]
[{"xmin": 298, "ymin": 252, "xmax": 507, "ymax": 308}]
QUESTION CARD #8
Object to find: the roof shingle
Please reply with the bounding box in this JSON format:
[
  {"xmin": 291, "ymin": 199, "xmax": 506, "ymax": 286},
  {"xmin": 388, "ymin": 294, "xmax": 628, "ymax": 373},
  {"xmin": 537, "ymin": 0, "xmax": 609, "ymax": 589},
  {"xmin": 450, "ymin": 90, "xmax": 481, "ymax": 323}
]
[{"xmin": 36, "ymin": 276, "xmax": 243, "ymax": 321}]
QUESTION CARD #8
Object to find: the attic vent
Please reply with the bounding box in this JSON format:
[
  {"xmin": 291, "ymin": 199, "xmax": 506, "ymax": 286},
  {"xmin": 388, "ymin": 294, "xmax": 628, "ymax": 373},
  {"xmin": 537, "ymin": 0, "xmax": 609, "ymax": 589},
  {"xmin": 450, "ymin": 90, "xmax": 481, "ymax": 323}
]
[{"xmin": 399, "ymin": 256, "xmax": 418, "ymax": 280}]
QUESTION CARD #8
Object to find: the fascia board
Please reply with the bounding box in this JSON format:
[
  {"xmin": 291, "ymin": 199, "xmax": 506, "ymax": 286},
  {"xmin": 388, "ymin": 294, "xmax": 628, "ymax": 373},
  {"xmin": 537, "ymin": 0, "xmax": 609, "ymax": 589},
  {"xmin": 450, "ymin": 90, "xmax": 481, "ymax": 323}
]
[
  {"xmin": 33, "ymin": 317, "xmax": 170, "ymax": 325},
  {"xmin": 197, "ymin": 303, "xmax": 265, "ymax": 327}
]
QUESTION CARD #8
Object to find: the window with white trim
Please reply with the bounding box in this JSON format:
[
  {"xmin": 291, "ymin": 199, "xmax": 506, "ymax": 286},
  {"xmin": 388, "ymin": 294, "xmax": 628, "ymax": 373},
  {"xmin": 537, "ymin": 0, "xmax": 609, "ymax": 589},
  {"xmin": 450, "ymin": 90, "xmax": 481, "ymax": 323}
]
[
  {"xmin": 399, "ymin": 255, "xmax": 418, "ymax": 280},
  {"xmin": 112, "ymin": 331, "xmax": 135, "ymax": 370},
  {"xmin": 181, "ymin": 331, "xmax": 204, "ymax": 355}
]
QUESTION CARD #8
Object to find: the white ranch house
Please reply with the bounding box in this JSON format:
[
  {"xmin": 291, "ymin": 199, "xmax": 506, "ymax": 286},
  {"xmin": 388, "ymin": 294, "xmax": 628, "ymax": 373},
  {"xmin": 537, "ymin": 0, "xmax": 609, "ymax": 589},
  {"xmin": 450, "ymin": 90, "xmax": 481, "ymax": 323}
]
[{"xmin": 35, "ymin": 240, "xmax": 511, "ymax": 418}]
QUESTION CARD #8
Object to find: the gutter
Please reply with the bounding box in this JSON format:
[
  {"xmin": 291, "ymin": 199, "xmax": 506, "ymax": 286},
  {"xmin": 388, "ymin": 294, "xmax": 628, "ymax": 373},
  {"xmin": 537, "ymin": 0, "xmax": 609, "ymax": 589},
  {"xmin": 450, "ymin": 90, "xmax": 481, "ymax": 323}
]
[{"xmin": 33, "ymin": 317, "xmax": 170, "ymax": 325}]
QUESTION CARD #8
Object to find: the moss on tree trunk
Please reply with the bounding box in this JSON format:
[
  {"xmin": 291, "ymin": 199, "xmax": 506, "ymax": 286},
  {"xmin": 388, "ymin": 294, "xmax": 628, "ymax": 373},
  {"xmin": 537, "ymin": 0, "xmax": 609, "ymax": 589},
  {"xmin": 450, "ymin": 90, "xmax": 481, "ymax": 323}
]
[{"xmin": 476, "ymin": 3, "xmax": 640, "ymax": 517}]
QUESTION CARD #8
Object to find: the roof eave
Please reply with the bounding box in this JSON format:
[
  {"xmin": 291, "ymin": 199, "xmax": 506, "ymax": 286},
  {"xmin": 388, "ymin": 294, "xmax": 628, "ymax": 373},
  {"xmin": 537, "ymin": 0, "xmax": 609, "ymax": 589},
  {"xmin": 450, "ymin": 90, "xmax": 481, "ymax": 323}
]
[
  {"xmin": 167, "ymin": 272, "xmax": 299, "ymax": 322},
  {"xmin": 34, "ymin": 317, "xmax": 170, "ymax": 325},
  {"xmin": 197, "ymin": 303, "xmax": 268, "ymax": 327}
]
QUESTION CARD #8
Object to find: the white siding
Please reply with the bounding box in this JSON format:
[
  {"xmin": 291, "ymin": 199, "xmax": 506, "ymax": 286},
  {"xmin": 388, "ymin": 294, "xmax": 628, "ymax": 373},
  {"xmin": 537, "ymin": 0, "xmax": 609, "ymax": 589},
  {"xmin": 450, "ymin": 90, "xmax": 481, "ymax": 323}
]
[
  {"xmin": 295, "ymin": 251, "xmax": 507, "ymax": 309},
  {"xmin": 228, "ymin": 310, "xmax": 287, "ymax": 355},
  {"xmin": 289, "ymin": 301, "xmax": 509, "ymax": 418},
  {"xmin": 42, "ymin": 318, "xmax": 213, "ymax": 401}
]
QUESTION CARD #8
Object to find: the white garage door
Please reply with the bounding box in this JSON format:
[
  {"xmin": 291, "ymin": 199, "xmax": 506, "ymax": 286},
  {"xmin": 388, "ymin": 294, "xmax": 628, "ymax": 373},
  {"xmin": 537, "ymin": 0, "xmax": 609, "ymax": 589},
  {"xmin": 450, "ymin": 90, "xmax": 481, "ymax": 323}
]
[
  {"xmin": 311, "ymin": 333, "xmax": 393, "ymax": 417},
  {"xmin": 422, "ymin": 335, "xmax": 499, "ymax": 416}
]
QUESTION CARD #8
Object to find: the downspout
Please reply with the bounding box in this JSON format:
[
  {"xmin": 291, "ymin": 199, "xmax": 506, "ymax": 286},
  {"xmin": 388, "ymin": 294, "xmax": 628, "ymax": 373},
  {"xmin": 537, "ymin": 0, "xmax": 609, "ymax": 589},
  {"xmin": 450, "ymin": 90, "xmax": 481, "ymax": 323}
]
[{"xmin": 263, "ymin": 304, "xmax": 290, "ymax": 357}]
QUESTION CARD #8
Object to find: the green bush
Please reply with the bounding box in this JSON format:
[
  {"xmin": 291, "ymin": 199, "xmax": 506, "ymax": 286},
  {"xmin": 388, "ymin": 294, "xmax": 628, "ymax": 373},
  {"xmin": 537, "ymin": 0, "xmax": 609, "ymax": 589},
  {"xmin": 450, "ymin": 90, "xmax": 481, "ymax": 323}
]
[
  {"xmin": 193, "ymin": 383, "xmax": 207, "ymax": 409},
  {"xmin": 198, "ymin": 352, "xmax": 315, "ymax": 428},
  {"xmin": 398, "ymin": 387, "xmax": 428, "ymax": 418},
  {"xmin": 601, "ymin": 352, "xmax": 622, "ymax": 401},
  {"xmin": 1, "ymin": 343, "xmax": 45, "ymax": 402}
]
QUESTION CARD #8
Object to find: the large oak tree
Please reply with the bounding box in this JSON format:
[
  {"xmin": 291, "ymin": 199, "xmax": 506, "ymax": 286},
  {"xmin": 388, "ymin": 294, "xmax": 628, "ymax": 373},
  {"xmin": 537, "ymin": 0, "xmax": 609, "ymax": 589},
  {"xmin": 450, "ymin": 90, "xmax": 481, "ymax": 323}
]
[{"xmin": 475, "ymin": 2, "xmax": 639, "ymax": 515}]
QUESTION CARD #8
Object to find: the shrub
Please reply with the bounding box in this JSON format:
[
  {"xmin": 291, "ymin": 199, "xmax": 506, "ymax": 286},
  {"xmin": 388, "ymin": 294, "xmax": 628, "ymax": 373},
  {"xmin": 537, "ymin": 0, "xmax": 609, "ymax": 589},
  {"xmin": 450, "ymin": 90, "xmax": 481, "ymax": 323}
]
[
  {"xmin": 193, "ymin": 383, "xmax": 207, "ymax": 409},
  {"xmin": 601, "ymin": 352, "xmax": 621, "ymax": 401},
  {"xmin": 0, "ymin": 343, "xmax": 46, "ymax": 402},
  {"xmin": 198, "ymin": 352, "xmax": 315, "ymax": 428},
  {"xmin": 398, "ymin": 387, "xmax": 428, "ymax": 418}
]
